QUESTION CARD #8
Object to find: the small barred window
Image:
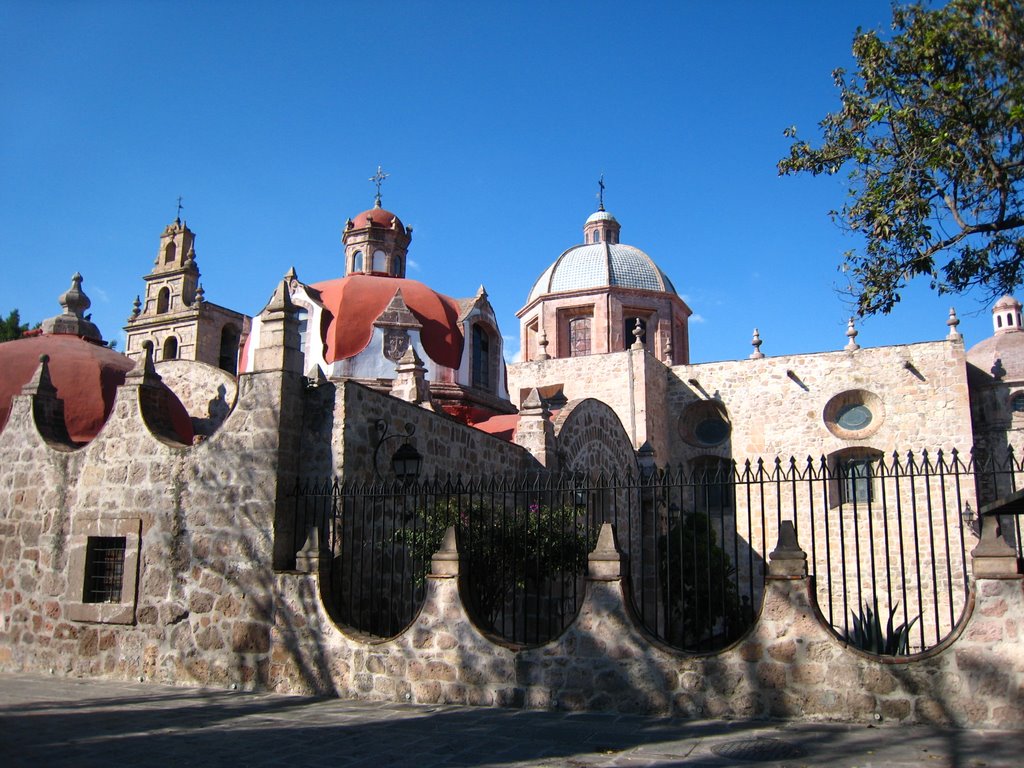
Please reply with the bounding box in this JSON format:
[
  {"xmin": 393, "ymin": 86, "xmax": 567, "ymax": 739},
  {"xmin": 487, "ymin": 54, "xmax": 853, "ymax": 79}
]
[{"xmin": 83, "ymin": 536, "xmax": 126, "ymax": 604}]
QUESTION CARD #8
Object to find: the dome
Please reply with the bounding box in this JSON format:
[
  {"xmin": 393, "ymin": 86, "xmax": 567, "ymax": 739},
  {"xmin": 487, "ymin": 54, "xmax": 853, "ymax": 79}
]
[
  {"xmin": 968, "ymin": 295, "xmax": 1024, "ymax": 380},
  {"xmin": 312, "ymin": 274, "xmax": 464, "ymax": 369},
  {"xmin": 0, "ymin": 335, "xmax": 192, "ymax": 444},
  {"xmin": 585, "ymin": 210, "xmax": 618, "ymax": 225},
  {"xmin": 527, "ymin": 243, "xmax": 677, "ymax": 304},
  {"xmin": 350, "ymin": 206, "xmax": 405, "ymax": 231}
]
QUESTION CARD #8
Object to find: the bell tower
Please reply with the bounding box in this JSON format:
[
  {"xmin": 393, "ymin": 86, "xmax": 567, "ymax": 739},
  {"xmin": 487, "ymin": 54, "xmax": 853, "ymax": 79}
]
[{"xmin": 124, "ymin": 209, "xmax": 250, "ymax": 373}]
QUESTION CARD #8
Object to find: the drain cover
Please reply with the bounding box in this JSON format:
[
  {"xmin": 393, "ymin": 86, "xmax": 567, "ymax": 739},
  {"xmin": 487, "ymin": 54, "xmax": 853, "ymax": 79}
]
[{"xmin": 711, "ymin": 737, "xmax": 806, "ymax": 762}]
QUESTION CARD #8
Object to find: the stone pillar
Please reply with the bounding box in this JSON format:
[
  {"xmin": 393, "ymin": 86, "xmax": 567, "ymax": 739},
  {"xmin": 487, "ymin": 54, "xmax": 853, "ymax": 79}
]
[
  {"xmin": 767, "ymin": 520, "xmax": 808, "ymax": 578},
  {"xmin": 587, "ymin": 523, "xmax": 622, "ymax": 581},
  {"xmin": 20, "ymin": 354, "xmax": 71, "ymax": 445},
  {"xmin": 513, "ymin": 388, "xmax": 557, "ymax": 470},
  {"xmin": 430, "ymin": 526, "xmax": 459, "ymax": 578},
  {"xmin": 253, "ymin": 278, "xmax": 302, "ymax": 375},
  {"xmin": 390, "ymin": 345, "xmax": 433, "ymax": 409},
  {"xmin": 971, "ymin": 514, "xmax": 1023, "ymax": 578}
]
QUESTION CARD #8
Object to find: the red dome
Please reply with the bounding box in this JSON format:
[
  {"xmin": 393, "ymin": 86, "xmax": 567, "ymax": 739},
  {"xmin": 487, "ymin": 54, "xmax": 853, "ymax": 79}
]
[
  {"xmin": 351, "ymin": 206, "xmax": 404, "ymax": 231},
  {"xmin": 312, "ymin": 274, "xmax": 464, "ymax": 369},
  {"xmin": 0, "ymin": 335, "xmax": 193, "ymax": 444}
]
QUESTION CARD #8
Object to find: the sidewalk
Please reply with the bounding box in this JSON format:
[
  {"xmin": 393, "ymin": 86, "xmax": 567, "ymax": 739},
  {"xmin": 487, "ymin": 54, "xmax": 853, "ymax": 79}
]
[{"xmin": 0, "ymin": 672, "xmax": 1016, "ymax": 767}]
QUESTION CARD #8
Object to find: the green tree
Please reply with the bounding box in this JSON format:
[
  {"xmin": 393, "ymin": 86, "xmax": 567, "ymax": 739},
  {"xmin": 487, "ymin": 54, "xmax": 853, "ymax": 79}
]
[
  {"xmin": 779, "ymin": 0, "xmax": 1024, "ymax": 315},
  {"xmin": 0, "ymin": 310, "xmax": 29, "ymax": 342}
]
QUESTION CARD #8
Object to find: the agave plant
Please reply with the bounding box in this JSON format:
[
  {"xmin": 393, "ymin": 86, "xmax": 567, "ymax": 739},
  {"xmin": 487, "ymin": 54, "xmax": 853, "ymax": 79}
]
[{"xmin": 843, "ymin": 599, "xmax": 918, "ymax": 655}]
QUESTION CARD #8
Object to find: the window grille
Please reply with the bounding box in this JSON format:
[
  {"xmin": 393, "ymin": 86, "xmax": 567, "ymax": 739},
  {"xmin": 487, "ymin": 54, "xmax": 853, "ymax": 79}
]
[
  {"xmin": 569, "ymin": 316, "xmax": 591, "ymax": 357},
  {"xmin": 83, "ymin": 536, "xmax": 126, "ymax": 604}
]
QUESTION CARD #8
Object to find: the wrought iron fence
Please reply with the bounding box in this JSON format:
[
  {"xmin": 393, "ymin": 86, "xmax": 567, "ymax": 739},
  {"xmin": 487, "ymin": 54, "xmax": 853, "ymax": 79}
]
[{"xmin": 293, "ymin": 447, "xmax": 1021, "ymax": 655}]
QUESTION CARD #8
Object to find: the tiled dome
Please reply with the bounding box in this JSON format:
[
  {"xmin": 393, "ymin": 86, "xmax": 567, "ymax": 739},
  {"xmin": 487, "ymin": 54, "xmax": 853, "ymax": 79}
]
[{"xmin": 528, "ymin": 242, "xmax": 676, "ymax": 304}]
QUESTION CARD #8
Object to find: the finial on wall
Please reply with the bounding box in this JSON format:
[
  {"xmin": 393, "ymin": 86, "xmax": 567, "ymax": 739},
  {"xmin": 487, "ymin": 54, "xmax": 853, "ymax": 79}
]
[
  {"xmin": 845, "ymin": 317, "xmax": 860, "ymax": 351},
  {"xmin": 750, "ymin": 328, "xmax": 765, "ymax": 359},
  {"xmin": 947, "ymin": 307, "xmax": 962, "ymax": 341}
]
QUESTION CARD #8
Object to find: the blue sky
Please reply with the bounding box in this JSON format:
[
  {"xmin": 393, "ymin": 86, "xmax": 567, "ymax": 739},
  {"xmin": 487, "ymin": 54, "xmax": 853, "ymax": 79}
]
[{"xmin": 0, "ymin": 0, "xmax": 996, "ymax": 363}]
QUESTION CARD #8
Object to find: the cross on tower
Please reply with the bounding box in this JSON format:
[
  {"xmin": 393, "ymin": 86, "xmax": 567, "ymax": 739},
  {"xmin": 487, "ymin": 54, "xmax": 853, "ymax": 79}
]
[
  {"xmin": 175, "ymin": 196, "xmax": 184, "ymax": 222},
  {"xmin": 370, "ymin": 166, "xmax": 389, "ymax": 207},
  {"xmin": 597, "ymin": 174, "xmax": 605, "ymax": 211}
]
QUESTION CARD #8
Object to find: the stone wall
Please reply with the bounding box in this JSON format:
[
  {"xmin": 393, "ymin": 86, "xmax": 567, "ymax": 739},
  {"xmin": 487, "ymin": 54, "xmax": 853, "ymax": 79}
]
[
  {"xmin": 0, "ymin": 362, "xmax": 300, "ymax": 689},
  {"xmin": 666, "ymin": 339, "xmax": 974, "ymax": 466},
  {"xmin": 333, "ymin": 380, "xmax": 539, "ymax": 483},
  {"xmin": 267, "ymin": 522, "xmax": 1023, "ymax": 728}
]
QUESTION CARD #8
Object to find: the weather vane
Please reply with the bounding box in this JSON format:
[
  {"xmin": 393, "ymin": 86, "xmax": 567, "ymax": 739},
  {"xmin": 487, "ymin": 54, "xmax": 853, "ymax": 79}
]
[
  {"xmin": 176, "ymin": 195, "xmax": 184, "ymax": 221},
  {"xmin": 370, "ymin": 166, "xmax": 389, "ymax": 207},
  {"xmin": 597, "ymin": 174, "xmax": 605, "ymax": 211}
]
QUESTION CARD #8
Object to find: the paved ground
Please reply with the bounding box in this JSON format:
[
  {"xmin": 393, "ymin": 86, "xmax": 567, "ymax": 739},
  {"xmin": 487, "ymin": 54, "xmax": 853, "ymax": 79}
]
[{"xmin": 0, "ymin": 672, "xmax": 1018, "ymax": 767}]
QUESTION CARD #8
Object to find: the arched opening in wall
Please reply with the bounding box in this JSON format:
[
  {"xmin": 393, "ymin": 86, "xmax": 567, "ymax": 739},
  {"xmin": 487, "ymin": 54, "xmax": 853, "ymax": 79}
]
[
  {"xmin": 471, "ymin": 323, "xmax": 496, "ymax": 390},
  {"xmin": 218, "ymin": 325, "xmax": 240, "ymax": 375},
  {"xmin": 351, "ymin": 250, "xmax": 364, "ymax": 273},
  {"xmin": 162, "ymin": 336, "xmax": 178, "ymax": 361},
  {"xmin": 156, "ymin": 287, "xmax": 170, "ymax": 315},
  {"xmin": 998, "ymin": 314, "xmax": 1004, "ymax": 328},
  {"xmin": 372, "ymin": 249, "xmax": 387, "ymax": 273},
  {"xmin": 164, "ymin": 242, "xmax": 176, "ymax": 264},
  {"xmin": 393, "ymin": 256, "xmax": 402, "ymax": 276},
  {"xmin": 1011, "ymin": 392, "xmax": 1024, "ymax": 414}
]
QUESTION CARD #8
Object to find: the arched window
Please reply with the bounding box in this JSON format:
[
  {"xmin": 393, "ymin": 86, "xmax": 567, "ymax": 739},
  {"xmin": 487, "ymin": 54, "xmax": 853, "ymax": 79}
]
[
  {"xmin": 998, "ymin": 315, "xmax": 1004, "ymax": 328},
  {"xmin": 372, "ymin": 249, "xmax": 387, "ymax": 273},
  {"xmin": 691, "ymin": 457, "xmax": 734, "ymax": 512},
  {"xmin": 472, "ymin": 324, "xmax": 492, "ymax": 389},
  {"xmin": 164, "ymin": 242, "xmax": 176, "ymax": 264},
  {"xmin": 219, "ymin": 325, "xmax": 240, "ymax": 375},
  {"xmin": 1009, "ymin": 313, "xmax": 1015, "ymax": 327},
  {"xmin": 351, "ymin": 250, "xmax": 364, "ymax": 273},
  {"xmin": 830, "ymin": 448, "xmax": 883, "ymax": 506},
  {"xmin": 156, "ymin": 287, "xmax": 170, "ymax": 314},
  {"xmin": 162, "ymin": 336, "xmax": 178, "ymax": 361},
  {"xmin": 393, "ymin": 257, "xmax": 402, "ymax": 276}
]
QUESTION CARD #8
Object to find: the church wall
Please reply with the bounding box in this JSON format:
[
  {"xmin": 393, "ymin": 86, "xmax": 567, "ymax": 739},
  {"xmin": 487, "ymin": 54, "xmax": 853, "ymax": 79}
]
[
  {"xmin": 509, "ymin": 352, "xmax": 642, "ymax": 447},
  {"xmin": 666, "ymin": 339, "xmax": 976, "ymax": 641},
  {"xmin": 666, "ymin": 339, "xmax": 974, "ymax": 464}
]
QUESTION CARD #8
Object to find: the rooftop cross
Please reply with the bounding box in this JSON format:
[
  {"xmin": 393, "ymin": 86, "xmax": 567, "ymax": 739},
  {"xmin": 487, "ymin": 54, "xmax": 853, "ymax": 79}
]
[
  {"xmin": 597, "ymin": 174, "xmax": 606, "ymax": 211},
  {"xmin": 175, "ymin": 195, "xmax": 184, "ymax": 222},
  {"xmin": 370, "ymin": 166, "xmax": 389, "ymax": 207}
]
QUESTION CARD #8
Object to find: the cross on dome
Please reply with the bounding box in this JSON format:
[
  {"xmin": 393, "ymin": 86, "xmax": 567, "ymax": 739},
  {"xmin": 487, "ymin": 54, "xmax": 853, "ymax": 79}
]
[{"xmin": 370, "ymin": 166, "xmax": 389, "ymax": 208}]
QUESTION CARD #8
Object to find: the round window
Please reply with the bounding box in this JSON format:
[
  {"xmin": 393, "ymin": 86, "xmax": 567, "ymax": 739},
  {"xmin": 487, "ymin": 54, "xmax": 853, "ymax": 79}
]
[
  {"xmin": 836, "ymin": 403, "xmax": 872, "ymax": 431},
  {"xmin": 823, "ymin": 389, "xmax": 883, "ymax": 439},
  {"xmin": 695, "ymin": 416, "xmax": 730, "ymax": 446}
]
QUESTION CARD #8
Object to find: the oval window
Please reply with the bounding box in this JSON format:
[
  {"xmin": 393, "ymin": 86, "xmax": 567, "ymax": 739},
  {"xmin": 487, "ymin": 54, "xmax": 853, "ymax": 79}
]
[
  {"xmin": 836, "ymin": 403, "xmax": 872, "ymax": 431},
  {"xmin": 695, "ymin": 416, "xmax": 730, "ymax": 446}
]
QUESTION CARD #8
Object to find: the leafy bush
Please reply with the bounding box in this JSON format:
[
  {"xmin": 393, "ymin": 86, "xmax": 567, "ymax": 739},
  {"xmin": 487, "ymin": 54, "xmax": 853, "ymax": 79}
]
[{"xmin": 392, "ymin": 498, "xmax": 596, "ymax": 637}]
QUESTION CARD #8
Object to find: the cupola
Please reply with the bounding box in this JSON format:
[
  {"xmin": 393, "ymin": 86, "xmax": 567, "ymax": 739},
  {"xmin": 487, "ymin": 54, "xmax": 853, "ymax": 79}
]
[
  {"xmin": 992, "ymin": 295, "xmax": 1023, "ymax": 334},
  {"xmin": 342, "ymin": 168, "xmax": 412, "ymax": 278}
]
